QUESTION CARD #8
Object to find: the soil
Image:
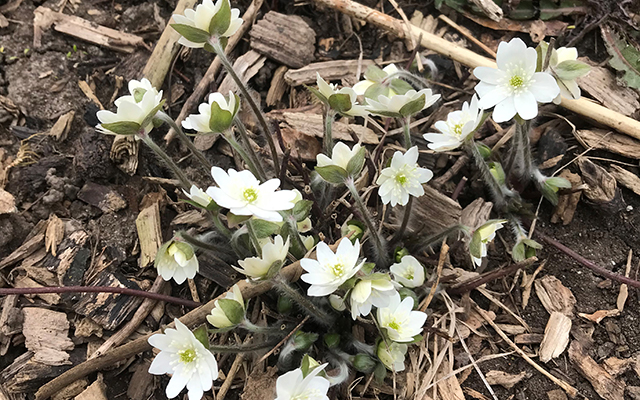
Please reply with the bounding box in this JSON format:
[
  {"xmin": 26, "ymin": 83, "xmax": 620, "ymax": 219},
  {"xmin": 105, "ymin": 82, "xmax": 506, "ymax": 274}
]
[{"xmin": 1, "ymin": 0, "xmax": 640, "ymax": 399}]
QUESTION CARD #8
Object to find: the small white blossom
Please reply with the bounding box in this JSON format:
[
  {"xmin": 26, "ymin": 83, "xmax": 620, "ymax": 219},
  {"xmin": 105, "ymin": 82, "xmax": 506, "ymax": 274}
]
[
  {"xmin": 182, "ymin": 91, "xmax": 239, "ymax": 134},
  {"xmin": 423, "ymin": 95, "xmax": 483, "ymax": 151},
  {"xmin": 235, "ymin": 235, "xmax": 290, "ymax": 280},
  {"xmin": 390, "ymin": 256, "xmax": 425, "ymax": 288},
  {"xmin": 366, "ymin": 89, "xmax": 440, "ymax": 118},
  {"xmin": 353, "ymin": 64, "xmax": 400, "ymax": 95},
  {"xmin": 377, "ymin": 292, "xmax": 426, "ymax": 342},
  {"xmin": 148, "ymin": 319, "xmax": 218, "ymax": 400},
  {"xmin": 206, "ymin": 284, "xmax": 245, "ymax": 328},
  {"xmin": 183, "ymin": 185, "xmax": 213, "ymax": 208},
  {"xmin": 155, "ymin": 239, "xmax": 199, "ymax": 284},
  {"xmin": 96, "ymin": 78, "xmax": 163, "ymax": 136},
  {"xmin": 207, "ymin": 167, "xmax": 297, "ymax": 222},
  {"xmin": 473, "ymin": 38, "xmax": 559, "ymax": 123},
  {"xmin": 316, "ymin": 74, "xmax": 368, "ymax": 117},
  {"xmin": 349, "ymin": 274, "xmax": 397, "ymax": 319},
  {"xmin": 275, "ymin": 364, "xmax": 330, "ymax": 400},
  {"xmin": 316, "ymin": 142, "xmax": 362, "ymax": 170},
  {"xmin": 549, "ymin": 47, "xmax": 585, "ymax": 104},
  {"xmin": 173, "ymin": 0, "xmax": 243, "ymax": 48},
  {"xmin": 470, "ymin": 220, "xmax": 506, "ymax": 267},
  {"xmin": 376, "ymin": 146, "xmax": 433, "ymax": 207},
  {"xmin": 301, "ymin": 239, "xmax": 364, "ymax": 296},
  {"xmin": 376, "ymin": 340, "xmax": 408, "ymax": 372}
]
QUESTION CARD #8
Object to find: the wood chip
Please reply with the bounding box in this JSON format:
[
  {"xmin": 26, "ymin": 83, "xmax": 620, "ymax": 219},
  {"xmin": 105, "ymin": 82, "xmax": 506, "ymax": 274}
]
[
  {"xmin": 485, "ymin": 370, "xmax": 528, "ymax": 389},
  {"xmin": 391, "ymin": 185, "xmax": 462, "ymax": 237},
  {"xmin": 462, "ymin": 14, "xmax": 567, "ymax": 42},
  {"xmin": 609, "ymin": 165, "xmax": 640, "ymax": 196},
  {"xmin": 22, "ymin": 308, "xmax": 74, "ymax": 366},
  {"xmin": 578, "ymin": 309, "xmax": 620, "ymax": 324},
  {"xmin": 578, "ymin": 158, "xmax": 617, "ymax": 204},
  {"xmin": 568, "ymin": 340, "xmax": 625, "ymax": 400},
  {"xmin": 75, "ymin": 375, "xmax": 107, "ymax": 400},
  {"xmin": 249, "ymin": 11, "xmax": 315, "ymax": 68},
  {"xmin": 459, "ymin": 198, "xmax": 492, "ymax": 230},
  {"xmin": 577, "ymin": 65, "xmax": 640, "ymax": 117},
  {"xmin": 603, "ymin": 357, "xmax": 633, "ymax": 377},
  {"xmin": 45, "ymin": 214, "xmax": 65, "ymax": 256},
  {"xmin": 575, "ymin": 129, "xmax": 640, "ymax": 159},
  {"xmin": 0, "ymin": 220, "xmax": 47, "ymax": 271},
  {"xmin": 534, "ymin": 275, "xmax": 576, "ymax": 316},
  {"xmin": 77, "ymin": 182, "xmax": 127, "ymax": 213},
  {"xmin": 284, "ymin": 60, "xmax": 375, "ymax": 86},
  {"xmin": 135, "ymin": 200, "xmax": 162, "ymax": 267},
  {"xmin": 551, "ymin": 170, "xmax": 582, "ymax": 225},
  {"xmin": 0, "ymin": 295, "xmax": 21, "ymax": 356},
  {"xmin": 539, "ymin": 312, "xmax": 571, "ymax": 363},
  {"xmin": 48, "ymin": 110, "xmax": 75, "ymax": 142},
  {"xmin": 14, "ymin": 275, "xmax": 60, "ymax": 305},
  {"xmin": 266, "ymin": 65, "xmax": 289, "ymax": 107},
  {"xmin": 0, "ymin": 188, "xmax": 16, "ymax": 214},
  {"xmin": 110, "ymin": 135, "xmax": 139, "ymax": 176},
  {"xmin": 127, "ymin": 360, "xmax": 155, "ymax": 400},
  {"xmin": 515, "ymin": 333, "xmax": 544, "ymax": 344}
]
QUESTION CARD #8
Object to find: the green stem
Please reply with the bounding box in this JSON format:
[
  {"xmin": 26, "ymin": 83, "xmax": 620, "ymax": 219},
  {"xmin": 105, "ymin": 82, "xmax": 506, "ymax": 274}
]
[
  {"xmin": 240, "ymin": 319, "xmax": 285, "ymax": 334},
  {"xmin": 324, "ymin": 108, "xmax": 336, "ymax": 156},
  {"xmin": 210, "ymin": 37, "xmax": 280, "ymax": 175},
  {"xmin": 223, "ymin": 131, "xmax": 262, "ymax": 178},
  {"xmin": 208, "ymin": 340, "xmax": 278, "ymax": 354},
  {"xmin": 273, "ymin": 278, "xmax": 333, "ymax": 326},
  {"xmin": 245, "ymin": 219, "xmax": 262, "ymax": 257},
  {"xmin": 391, "ymin": 196, "xmax": 412, "ymax": 244},
  {"xmin": 401, "ymin": 116, "xmax": 412, "ymax": 149},
  {"xmin": 517, "ymin": 119, "xmax": 534, "ymax": 183},
  {"xmin": 344, "ymin": 178, "xmax": 388, "ymax": 266},
  {"xmin": 284, "ymin": 216, "xmax": 308, "ymax": 260},
  {"xmin": 406, "ymin": 223, "xmax": 469, "ymax": 252},
  {"xmin": 207, "ymin": 210, "xmax": 232, "ymax": 239},
  {"xmin": 179, "ymin": 231, "xmax": 233, "ymax": 255},
  {"xmin": 139, "ymin": 134, "xmax": 191, "ymax": 189},
  {"xmin": 465, "ymin": 140, "xmax": 507, "ymax": 209},
  {"xmin": 234, "ymin": 116, "xmax": 267, "ymax": 181},
  {"xmin": 156, "ymin": 111, "xmax": 213, "ymax": 172}
]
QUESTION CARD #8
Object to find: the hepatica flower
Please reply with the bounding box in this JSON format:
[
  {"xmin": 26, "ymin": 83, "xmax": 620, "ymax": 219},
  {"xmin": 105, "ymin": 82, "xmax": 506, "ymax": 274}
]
[
  {"xmin": 544, "ymin": 45, "xmax": 589, "ymax": 104},
  {"xmin": 207, "ymin": 167, "xmax": 297, "ymax": 222},
  {"xmin": 377, "ymin": 292, "xmax": 427, "ymax": 342},
  {"xmin": 349, "ymin": 274, "xmax": 396, "ymax": 319},
  {"xmin": 377, "ymin": 340, "xmax": 408, "ymax": 372},
  {"xmin": 469, "ymin": 219, "xmax": 506, "ymax": 267},
  {"xmin": 423, "ymin": 95, "xmax": 483, "ymax": 151},
  {"xmin": 366, "ymin": 89, "xmax": 440, "ymax": 119},
  {"xmin": 207, "ymin": 284, "xmax": 245, "ymax": 328},
  {"xmin": 473, "ymin": 38, "xmax": 559, "ymax": 123},
  {"xmin": 317, "ymin": 142, "xmax": 361, "ymax": 171},
  {"xmin": 376, "ymin": 146, "xmax": 433, "ymax": 207},
  {"xmin": 235, "ymin": 235, "xmax": 290, "ymax": 280},
  {"xmin": 390, "ymin": 255, "xmax": 425, "ymax": 288},
  {"xmin": 172, "ymin": 0, "xmax": 243, "ymax": 48},
  {"xmin": 96, "ymin": 78, "xmax": 164, "ymax": 137},
  {"xmin": 353, "ymin": 64, "xmax": 413, "ymax": 99},
  {"xmin": 182, "ymin": 91, "xmax": 240, "ymax": 134},
  {"xmin": 275, "ymin": 364, "xmax": 330, "ymax": 400},
  {"xmin": 155, "ymin": 239, "xmax": 199, "ymax": 284},
  {"xmin": 301, "ymin": 239, "xmax": 364, "ymax": 296},
  {"xmin": 313, "ymin": 74, "xmax": 368, "ymax": 117},
  {"xmin": 148, "ymin": 319, "xmax": 218, "ymax": 400},
  {"xmin": 183, "ymin": 185, "xmax": 214, "ymax": 209}
]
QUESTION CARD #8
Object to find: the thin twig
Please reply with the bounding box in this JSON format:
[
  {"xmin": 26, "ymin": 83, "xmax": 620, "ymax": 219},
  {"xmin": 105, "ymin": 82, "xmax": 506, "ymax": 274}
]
[
  {"xmin": 447, "ymin": 257, "xmax": 537, "ymax": 295},
  {"xmin": 419, "ymin": 243, "xmax": 448, "ymax": 312},
  {"xmin": 255, "ymin": 315, "xmax": 309, "ymax": 364}
]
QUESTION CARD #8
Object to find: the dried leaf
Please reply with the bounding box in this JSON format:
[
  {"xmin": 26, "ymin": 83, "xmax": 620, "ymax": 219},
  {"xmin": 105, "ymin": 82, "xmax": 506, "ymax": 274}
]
[
  {"xmin": 601, "ymin": 25, "xmax": 640, "ymax": 89},
  {"xmin": 485, "ymin": 370, "xmax": 529, "ymax": 389}
]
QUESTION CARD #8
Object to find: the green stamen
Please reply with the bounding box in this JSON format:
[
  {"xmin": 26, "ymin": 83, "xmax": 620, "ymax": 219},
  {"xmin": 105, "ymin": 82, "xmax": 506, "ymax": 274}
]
[
  {"xmin": 178, "ymin": 348, "xmax": 196, "ymax": 363},
  {"xmin": 509, "ymin": 75, "xmax": 524, "ymax": 88},
  {"xmin": 388, "ymin": 321, "xmax": 400, "ymax": 331},
  {"xmin": 243, "ymin": 188, "xmax": 258, "ymax": 203}
]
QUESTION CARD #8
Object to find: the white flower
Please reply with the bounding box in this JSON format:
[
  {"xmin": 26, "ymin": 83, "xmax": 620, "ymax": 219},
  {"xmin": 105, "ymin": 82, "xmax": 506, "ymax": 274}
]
[
  {"xmin": 301, "ymin": 239, "xmax": 364, "ymax": 296},
  {"xmin": 173, "ymin": 0, "xmax": 243, "ymax": 48},
  {"xmin": 275, "ymin": 364, "xmax": 330, "ymax": 400},
  {"xmin": 206, "ymin": 284, "xmax": 245, "ymax": 328},
  {"xmin": 423, "ymin": 95, "xmax": 483, "ymax": 152},
  {"xmin": 235, "ymin": 235, "xmax": 290, "ymax": 280},
  {"xmin": 377, "ymin": 292, "xmax": 427, "ymax": 342},
  {"xmin": 155, "ymin": 239, "xmax": 199, "ymax": 284},
  {"xmin": 470, "ymin": 220, "xmax": 506, "ymax": 267},
  {"xmin": 329, "ymin": 294, "xmax": 346, "ymax": 311},
  {"xmin": 316, "ymin": 74, "xmax": 368, "ymax": 117},
  {"xmin": 376, "ymin": 340, "xmax": 408, "ymax": 372},
  {"xmin": 148, "ymin": 319, "xmax": 218, "ymax": 400},
  {"xmin": 183, "ymin": 185, "xmax": 213, "ymax": 208},
  {"xmin": 390, "ymin": 256, "xmax": 425, "ymax": 288},
  {"xmin": 353, "ymin": 64, "xmax": 400, "ymax": 95},
  {"xmin": 376, "ymin": 146, "xmax": 433, "ymax": 207},
  {"xmin": 349, "ymin": 274, "xmax": 397, "ymax": 319},
  {"xmin": 473, "ymin": 38, "xmax": 559, "ymax": 123},
  {"xmin": 207, "ymin": 167, "xmax": 297, "ymax": 222},
  {"xmin": 366, "ymin": 89, "xmax": 440, "ymax": 118},
  {"xmin": 182, "ymin": 91, "xmax": 239, "ymax": 134},
  {"xmin": 549, "ymin": 47, "xmax": 585, "ymax": 104},
  {"xmin": 96, "ymin": 78, "xmax": 163, "ymax": 136},
  {"xmin": 316, "ymin": 142, "xmax": 361, "ymax": 170}
]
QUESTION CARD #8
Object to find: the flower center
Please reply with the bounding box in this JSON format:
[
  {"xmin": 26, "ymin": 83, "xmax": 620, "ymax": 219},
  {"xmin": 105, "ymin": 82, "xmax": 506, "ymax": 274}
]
[
  {"xmin": 388, "ymin": 320, "xmax": 400, "ymax": 331},
  {"xmin": 243, "ymin": 188, "xmax": 258, "ymax": 203},
  {"xmin": 395, "ymin": 173, "xmax": 408, "ymax": 186},
  {"xmin": 404, "ymin": 267, "xmax": 414, "ymax": 281},
  {"xmin": 509, "ymin": 75, "xmax": 524, "ymax": 89},
  {"xmin": 330, "ymin": 262, "xmax": 345, "ymax": 277},
  {"xmin": 452, "ymin": 123, "xmax": 463, "ymax": 136},
  {"xmin": 178, "ymin": 348, "xmax": 197, "ymax": 364}
]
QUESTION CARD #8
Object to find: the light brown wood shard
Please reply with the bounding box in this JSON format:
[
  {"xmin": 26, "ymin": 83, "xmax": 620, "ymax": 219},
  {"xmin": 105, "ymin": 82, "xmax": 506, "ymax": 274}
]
[
  {"xmin": 485, "ymin": 370, "xmax": 528, "ymax": 389},
  {"xmin": 48, "ymin": 110, "xmax": 75, "ymax": 142},
  {"xmin": 267, "ymin": 65, "xmax": 289, "ymax": 107},
  {"xmin": 551, "ymin": 170, "xmax": 582, "ymax": 225},
  {"xmin": 539, "ymin": 312, "xmax": 571, "ymax": 363},
  {"xmin": 577, "ymin": 65, "xmax": 640, "ymax": 117},
  {"xmin": 136, "ymin": 200, "xmax": 163, "ymax": 268},
  {"xmin": 609, "ymin": 165, "xmax": 640, "ymax": 197},
  {"xmin": 45, "ymin": 214, "xmax": 65, "ymax": 256},
  {"xmin": 0, "ymin": 220, "xmax": 47, "ymax": 271},
  {"xmin": 75, "ymin": 375, "xmax": 107, "ymax": 400},
  {"xmin": 391, "ymin": 185, "xmax": 462, "ymax": 237},
  {"xmin": 535, "ymin": 275, "xmax": 576, "ymax": 316},
  {"xmin": 0, "ymin": 188, "xmax": 16, "ymax": 214},
  {"xmin": 22, "ymin": 308, "xmax": 74, "ymax": 366},
  {"xmin": 578, "ymin": 158, "xmax": 617, "ymax": 204},
  {"xmin": 575, "ymin": 129, "xmax": 640, "ymax": 159},
  {"xmin": 568, "ymin": 340, "xmax": 625, "ymax": 400}
]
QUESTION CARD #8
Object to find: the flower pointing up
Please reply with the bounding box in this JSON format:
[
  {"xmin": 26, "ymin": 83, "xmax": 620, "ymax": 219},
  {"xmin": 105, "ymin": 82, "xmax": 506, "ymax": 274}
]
[
  {"xmin": 182, "ymin": 91, "xmax": 239, "ymax": 134},
  {"xmin": 275, "ymin": 363, "xmax": 330, "ymax": 400},
  {"xmin": 473, "ymin": 38, "xmax": 559, "ymax": 123},
  {"xmin": 235, "ymin": 235, "xmax": 290, "ymax": 280},
  {"xmin": 423, "ymin": 95, "xmax": 483, "ymax": 152},
  {"xmin": 377, "ymin": 292, "xmax": 427, "ymax": 342},
  {"xmin": 376, "ymin": 146, "xmax": 433, "ymax": 207},
  {"xmin": 155, "ymin": 238, "xmax": 199, "ymax": 284},
  {"xmin": 172, "ymin": 0, "xmax": 243, "ymax": 48},
  {"xmin": 314, "ymin": 74, "xmax": 368, "ymax": 117},
  {"xmin": 301, "ymin": 239, "xmax": 364, "ymax": 296}
]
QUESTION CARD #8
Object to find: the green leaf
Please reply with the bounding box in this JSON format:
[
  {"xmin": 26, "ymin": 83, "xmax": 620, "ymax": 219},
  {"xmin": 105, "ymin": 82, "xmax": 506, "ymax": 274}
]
[
  {"xmin": 172, "ymin": 241, "xmax": 195, "ymax": 260},
  {"xmin": 99, "ymin": 121, "xmax": 141, "ymax": 136},
  {"xmin": 324, "ymin": 333, "xmax": 340, "ymax": 349},
  {"xmin": 328, "ymin": 93, "xmax": 353, "ymax": 113},
  {"xmin": 546, "ymin": 176, "xmax": 572, "ymax": 189},
  {"xmin": 171, "ymin": 24, "xmax": 211, "ymax": 43},
  {"xmin": 293, "ymin": 331, "xmax": 318, "ymax": 351},
  {"xmin": 300, "ymin": 355, "xmax": 321, "ymax": 378},
  {"xmin": 353, "ymin": 354, "xmax": 377, "ymax": 373},
  {"xmin": 394, "ymin": 247, "xmax": 410, "ymax": 263},
  {"xmin": 476, "ymin": 142, "xmax": 492, "ymax": 159},
  {"xmin": 512, "ymin": 241, "xmax": 526, "ymax": 262},
  {"xmin": 277, "ymin": 295, "xmax": 293, "ymax": 314},
  {"xmin": 360, "ymin": 262, "xmax": 376, "ymax": 275},
  {"xmin": 154, "ymin": 241, "xmax": 171, "ymax": 269},
  {"xmin": 367, "ymin": 108, "xmax": 402, "ymax": 118},
  {"xmin": 488, "ymin": 162, "xmax": 505, "ymax": 185},
  {"xmin": 292, "ymin": 200, "xmax": 313, "ymax": 222},
  {"xmin": 522, "ymin": 238, "xmax": 543, "ymax": 249},
  {"xmin": 218, "ymin": 299, "xmax": 244, "ymax": 325},
  {"xmin": 469, "ymin": 230, "xmax": 483, "ymax": 259},
  {"xmin": 363, "ymin": 65, "xmax": 386, "ymax": 82},
  {"xmin": 140, "ymin": 99, "xmax": 166, "ymax": 130},
  {"xmin": 209, "ymin": 101, "xmax": 234, "ymax": 133},
  {"xmin": 398, "ymin": 288, "xmax": 419, "ymax": 308},
  {"xmin": 399, "ymin": 94, "xmax": 426, "ymax": 117},
  {"xmin": 602, "ymin": 26, "xmax": 640, "ymax": 89},
  {"xmin": 554, "ymin": 60, "xmax": 591, "ymax": 81},
  {"xmin": 226, "ymin": 212, "xmax": 251, "ymax": 228},
  {"xmin": 133, "ymin": 88, "xmax": 147, "ymax": 103},
  {"xmin": 192, "ymin": 325, "xmax": 210, "ymax": 349},
  {"xmin": 363, "ymin": 83, "xmax": 389, "ymax": 101},
  {"xmin": 314, "ymin": 165, "xmax": 348, "ymax": 185},
  {"xmin": 208, "ymin": 0, "xmax": 231, "ymax": 36},
  {"xmin": 373, "ymin": 362, "xmax": 387, "ymax": 383},
  {"xmin": 345, "ymin": 146, "xmax": 366, "ymax": 178},
  {"xmin": 306, "ymin": 84, "xmax": 328, "ymax": 103},
  {"xmin": 251, "ymin": 219, "xmax": 281, "ymax": 238},
  {"xmin": 389, "ymin": 78, "xmax": 413, "ymax": 95}
]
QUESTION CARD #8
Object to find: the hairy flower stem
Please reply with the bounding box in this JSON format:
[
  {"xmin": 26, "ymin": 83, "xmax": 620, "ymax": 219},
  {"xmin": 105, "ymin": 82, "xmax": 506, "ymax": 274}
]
[
  {"xmin": 388, "ymin": 70, "xmax": 430, "ymax": 90},
  {"xmin": 240, "ymin": 319, "xmax": 285, "ymax": 334},
  {"xmin": 139, "ymin": 134, "xmax": 191, "ymax": 189},
  {"xmin": 223, "ymin": 131, "xmax": 262, "ymax": 179},
  {"xmin": 273, "ymin": 278, "xmax": 333, "ymax": 326},
  {"xmin": 234, "ymin": 116, "xmax": 267, "ymax": 181},
  {"xmin": 179, "ymin": 230, "xmax": 234, "ymax": 256},
  {"xmin": 210, "ymin": 38, "xmax": 280, "ymax": 175},
  {"xmin": 401, "ymin": 117, "xmax": 412, "ymax": 148},
  {"xmin": 465, "ymin": 140, "xmax": 507, "ymax": 209},
  {"xmin": 515, "ymin": 120, "xmax": 534, "ymax": 183},
  {"xmin": 323, "ymin": 108, "xmax": 336, "ymax": 156},
  {"xmin": 406, "ymin": 223, "xmax": 468, "ymax": 252},
  {"xmin": 155, "ymin": 111, "xmax": 212, "ymax": 171},
  {"xmin": 285, "ymin": 216, "xmax": 308, "ymax": 260},
  {"xmin": 391, "ymin": 196, "xmax": 413, "ymax": 244},
  {"xmin": 344, "ymin": 178, "xmax": 388, "ymax": 266},
  {"xmin": 207, "ymin": 210, "xmax": 232, "ymax": 239},
  {"xmin": 208, "ymin": 340, "xmax": 279, "ymax": 354},
  {"xmin": 245, "ymin": 219, "xmax": 262, "ymax": 257}
]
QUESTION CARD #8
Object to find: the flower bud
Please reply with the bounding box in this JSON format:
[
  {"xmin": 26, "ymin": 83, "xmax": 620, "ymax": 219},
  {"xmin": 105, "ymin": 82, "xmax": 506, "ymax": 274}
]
[
  {"xmin": 155, "ymin": 238, "xmax": 199, "ymax": 284},
  {"xmin": 352, "ymin": 354, "xmax": 377, "ymax": 373},
  {"xmin": 292, "ymin": 331, "xmax": 319, "ymax": 352},
  {"xmin": 206, "ymin": 284, "xmax": 245, "ymax": 328},
  {"xmin": 376, "ymin": 341, "xmax": 408, "ymax": 372}
]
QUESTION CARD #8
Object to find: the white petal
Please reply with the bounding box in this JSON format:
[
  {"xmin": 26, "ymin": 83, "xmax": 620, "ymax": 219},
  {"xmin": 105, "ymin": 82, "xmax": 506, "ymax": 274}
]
[
  {"xmin": 529, "ymin": 72, "xmax": 560, "ymax": 103},
  {"xmin": 492, "ymin": 97, "xmax": 517, "ymax": 123},
  {"xmin": 514, "ymin": 91, "xmax": 538, "ymax": 120}
]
